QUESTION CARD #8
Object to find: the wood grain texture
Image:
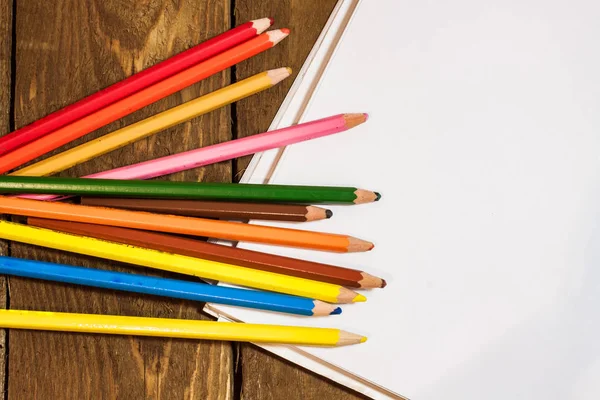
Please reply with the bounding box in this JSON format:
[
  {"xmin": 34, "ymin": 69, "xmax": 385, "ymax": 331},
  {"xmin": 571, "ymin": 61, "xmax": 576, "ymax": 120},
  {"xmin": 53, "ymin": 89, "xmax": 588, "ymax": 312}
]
[
  {"xmin": 0, "ymin": 0, "xmax": 13, "ymax": 395},
  {"xmin": 238, "ymin": 345, "xmax": 366, "ymax": 400},
  {"xmin": 9, "ymin": 1, "xmax": 233, "ymax": 399},
  {"xmin": 234, "ymin": 1, "xmax": 364, "ymax": 399},
  {"xmin": 14, "ymin": 0, "xmax": 233, "ymax": 183}
]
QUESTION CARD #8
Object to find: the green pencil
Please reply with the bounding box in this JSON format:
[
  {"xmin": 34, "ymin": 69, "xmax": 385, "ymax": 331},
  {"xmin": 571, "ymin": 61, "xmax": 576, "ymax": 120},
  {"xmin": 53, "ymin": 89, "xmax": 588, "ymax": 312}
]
[{"xmin": 0, "ymin": 176, "xmax": 381, "ymax": 204}]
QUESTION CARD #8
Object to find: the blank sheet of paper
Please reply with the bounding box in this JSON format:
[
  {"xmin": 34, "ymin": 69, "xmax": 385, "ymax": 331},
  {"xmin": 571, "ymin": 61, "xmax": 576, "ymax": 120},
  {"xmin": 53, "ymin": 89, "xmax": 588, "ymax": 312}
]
[{"xmin": 214, "ymin": 1, "xmax": 600, "ymax": 398}]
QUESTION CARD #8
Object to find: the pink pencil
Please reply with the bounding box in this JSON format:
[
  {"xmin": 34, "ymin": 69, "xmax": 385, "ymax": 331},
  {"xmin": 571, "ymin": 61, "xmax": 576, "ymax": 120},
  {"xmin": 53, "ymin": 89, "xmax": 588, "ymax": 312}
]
[{"xmin": 19, "ymin": 113, "xmax": 368, "ymax": 201}]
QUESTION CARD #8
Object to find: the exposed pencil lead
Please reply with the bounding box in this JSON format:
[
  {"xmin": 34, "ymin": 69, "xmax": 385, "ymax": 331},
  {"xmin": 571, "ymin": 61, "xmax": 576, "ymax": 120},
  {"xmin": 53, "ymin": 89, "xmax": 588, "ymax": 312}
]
[
  {"xmin": 353, "ymin": 293, "xmax": 367, "ymax": 302},
  {"xmin": 343, "ymin": 113, "xmax": 369, "ymax": 129}
]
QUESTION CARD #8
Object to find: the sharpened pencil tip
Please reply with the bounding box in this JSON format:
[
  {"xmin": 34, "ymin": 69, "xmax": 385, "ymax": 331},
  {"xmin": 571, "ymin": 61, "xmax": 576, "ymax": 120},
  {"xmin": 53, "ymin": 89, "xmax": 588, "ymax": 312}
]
[
  {"xmin": 353, "ymin": 189, "xmax": 379, "ymax": 204},
  {"xmin": 363, "ymin": 113, "xmax": 369, "ymax": 121},
  {"xmin": 381, "ymin": 279, "xmax": 387, "ymax": 288},
  {"xmin": 343, "ymin": 113, "xmax": 369, "ymax": 129},
  {"xmin": 267, "ymin": 29, "xmax": 290, "ymax": 46},
  {"xmin": 268, "ymin": 17, "xmax": 275, "ymax": 25},
  {"xmin": 325, "ymin": 209, "xmax": 333, "ymax": 219},
  {"xmin": 251, "ymin": 18, "xmax": 273, "ymax": 34},
  {"xmin": 353, "ymin": 293, "xmax": 367, "ymax": 302},
  {"xmin": 305, "ymin": 205, "xmax": 330, "ymax": 221},
  {"xmin": 347, "ymin": 237, "xmax": 374, "ymax": 252},
  {"xmin": 337, "ymin": 331, "xmax": 366, "ymax": 346},
  {"xmin": 358, "ymin": 272, "xmax": 386, "ymax": 289},
  {"xmin": 312, "ymin": 300, "xmax": 341, "ymax": 316},
  {"xmin": 375, "ymin": 192, "xmax": 381, "ymax": 201},
  {"xmin": 267, "ymin": 68, "xmax": 292, "ymax": 85}
]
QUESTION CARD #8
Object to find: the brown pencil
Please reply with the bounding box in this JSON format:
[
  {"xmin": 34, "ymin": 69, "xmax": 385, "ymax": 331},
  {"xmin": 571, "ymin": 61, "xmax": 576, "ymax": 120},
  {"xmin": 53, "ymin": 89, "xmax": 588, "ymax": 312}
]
[
  {"xmin": 0, "ymin": 196, "xmax": 372, "ymax": 253},
  {"xmin": 27, "ymin": 218, "xmax": 386, "ymax": 289},
  {"xmin": 80, "ymin": 197, "xmax": 332, "ymax": 222}
]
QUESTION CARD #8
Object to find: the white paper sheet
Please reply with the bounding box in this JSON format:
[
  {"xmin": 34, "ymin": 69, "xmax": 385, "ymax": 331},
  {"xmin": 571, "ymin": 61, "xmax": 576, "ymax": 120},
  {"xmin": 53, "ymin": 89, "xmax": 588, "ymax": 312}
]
[{"xmin": 211, "ymin": 1, "xmax": 600, "ymax": 398}]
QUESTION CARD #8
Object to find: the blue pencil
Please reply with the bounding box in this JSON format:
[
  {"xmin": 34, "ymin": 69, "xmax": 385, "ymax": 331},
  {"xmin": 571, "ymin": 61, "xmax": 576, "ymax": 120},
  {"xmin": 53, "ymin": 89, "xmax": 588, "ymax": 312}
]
[{"xmin": 0, "ymin": 256, "xmax": 342, "ymax": 316}]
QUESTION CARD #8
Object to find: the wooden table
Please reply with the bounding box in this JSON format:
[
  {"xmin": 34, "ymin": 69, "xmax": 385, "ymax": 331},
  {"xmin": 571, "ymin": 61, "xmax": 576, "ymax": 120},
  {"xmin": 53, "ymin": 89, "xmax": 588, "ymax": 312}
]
[{"xmin": 0, "ymin": 1, "xmax": 368, "ymax": 398}]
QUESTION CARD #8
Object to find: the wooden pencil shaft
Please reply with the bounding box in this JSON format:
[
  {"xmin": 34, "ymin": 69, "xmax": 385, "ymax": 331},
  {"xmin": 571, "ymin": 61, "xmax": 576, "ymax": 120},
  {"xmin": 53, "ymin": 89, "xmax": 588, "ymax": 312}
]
[
  {"xmin": 0, "ymin": 18, "xmax": 272, "ymax": 157},
  {"xmin": 0, "ymin": 176, "xmax": 364, "ymax": 204},
  {"xmin": 0, "ymin": 196, "xmax": 364, "ymax": 253},
  {"xmin": 0, "ymin": 310, "xmax": 357, "ymax": 345},
  {"xmin": 17, "ymin": 113, "xmax": 369, "ymax": 203},
  {"xmin": 12, "ymin": 69, "xmax": 290, "ymax": 177},
  {"xmin": 0, "ymin": 220, "xmax": 364, "ymax": 303},
  {"xmin": 28, "ymin": 218, "xmax": 370, "ymax": 288},
  {"xmin": 0, "ymin": 256, "xmax": 333, "ymax": 316},
  {"xmin": 0, "ymin": 30, "xmax": 289, "ymax": 175},
  {"xmin": 80, "ymin": 197, "xmax": 317, "ymax": 221}
]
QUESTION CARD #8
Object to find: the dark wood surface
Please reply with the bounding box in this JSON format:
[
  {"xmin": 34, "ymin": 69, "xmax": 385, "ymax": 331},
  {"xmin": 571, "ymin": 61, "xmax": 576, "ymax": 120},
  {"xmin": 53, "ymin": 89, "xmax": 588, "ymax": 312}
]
[
  {"xmin": 1, "ymin": 1, "xmax": 364, "ymax": 398},
  {"xmin": 9, "ymin": 1, "xmax": 233, "ymax": 399},
  {"xmin": 0, "ymin": 0, "xmax": 13, "ymax": 395}
]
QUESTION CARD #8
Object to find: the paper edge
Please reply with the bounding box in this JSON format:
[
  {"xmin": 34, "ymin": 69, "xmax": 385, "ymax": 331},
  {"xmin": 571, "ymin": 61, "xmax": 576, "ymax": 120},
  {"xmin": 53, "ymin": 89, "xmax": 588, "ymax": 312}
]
[{"xmin": 203, "ymin": 1, "xmax": 406, "ymax": 399}]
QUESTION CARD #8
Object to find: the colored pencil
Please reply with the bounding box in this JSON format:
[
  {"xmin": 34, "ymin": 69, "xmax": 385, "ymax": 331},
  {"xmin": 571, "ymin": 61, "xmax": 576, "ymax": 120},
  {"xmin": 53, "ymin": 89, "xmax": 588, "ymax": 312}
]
[
  {"xmin": 0, "ymin": 310, "xmax": 366, "ymax": 346},
  {"xmin": 0, "ymin": 176, "xmax": 380, "ymax": 205},
  {"xmin": 80, "ymin": 198, "xmax": 333, "ymax": 222},
  {"xmin": 0, "ymin": 29, "xmax": 289, "ymax": 174},
  {"xmin": 28, "ymin": 218, "xmax": 386, "ymax": 289},
  {"xmin": 0, "ymin": 18, "xmax": 273, "ymax": 157},
  {"xmin": 0, "ymin": 197, "xmax": 373, "ymax": 253},
  {"xmin": 0, "ymin": 220, "xmax": 366, "ymax": 303},
  {"xmin": 17, "ymin": 113, "xmax": 369, "ymax": 202},
  {"xmin": 12, "ymin": 68, "xmax": 291, "ymax": 177},
  {"xmin": 0, "ymin": 256, "xmax": 341, "ymax": 316}
]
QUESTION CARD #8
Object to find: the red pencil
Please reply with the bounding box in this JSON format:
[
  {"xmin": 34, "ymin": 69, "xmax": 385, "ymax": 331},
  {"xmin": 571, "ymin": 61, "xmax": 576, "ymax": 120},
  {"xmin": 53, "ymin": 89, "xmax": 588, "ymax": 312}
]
[
  {"xmin": 0, "ymin": 18, "xmax": 273, "ymax": 157},
  {"xmin": 0, "ymin": 29, "xmax": 289, "ymax": 174}
]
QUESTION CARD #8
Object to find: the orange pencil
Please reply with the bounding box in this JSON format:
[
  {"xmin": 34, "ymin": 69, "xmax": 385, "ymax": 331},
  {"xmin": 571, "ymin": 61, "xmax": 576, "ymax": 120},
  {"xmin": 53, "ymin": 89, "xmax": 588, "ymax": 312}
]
[
  {"xmin": 0, "ymin": 29, "xmax": 289, "ymax": 174},
  {"xmin": 0, "ymin": 196, "xmax": 373, "ymax": 253}
]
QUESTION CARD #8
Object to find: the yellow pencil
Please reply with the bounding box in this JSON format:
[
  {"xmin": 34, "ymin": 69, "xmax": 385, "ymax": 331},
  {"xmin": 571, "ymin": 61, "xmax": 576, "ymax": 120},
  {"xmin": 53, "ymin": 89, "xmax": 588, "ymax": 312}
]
[
  {"xmin": 0, "ymin": 221, "xmax": 366, "ymax": 304},
  {"xmin": 0, "ymin": 310, "xmax": 367, "ymax": 346},
  {"xmin": 11, "ymin": 67, "xmax": 291, "ymax": 177}
]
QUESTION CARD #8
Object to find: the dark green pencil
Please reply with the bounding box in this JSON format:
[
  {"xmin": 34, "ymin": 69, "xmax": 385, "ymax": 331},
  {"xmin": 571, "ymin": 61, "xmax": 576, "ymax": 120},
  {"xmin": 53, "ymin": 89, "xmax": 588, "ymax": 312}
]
[{"xmin": 0, "ymin": 176, "xmax": 381, "ymax": 204}]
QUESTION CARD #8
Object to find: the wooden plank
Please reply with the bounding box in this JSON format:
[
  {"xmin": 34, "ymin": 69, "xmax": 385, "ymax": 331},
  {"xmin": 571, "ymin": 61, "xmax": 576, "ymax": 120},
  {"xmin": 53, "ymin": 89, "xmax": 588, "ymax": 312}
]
[
  {"xmin": 0, "ymin": 0, "xmax": 13, "ymax": 395},
  {"xmin": 238, "ymin": 345, "xmax": 367, "ymax": 400},
  {"xmin": 9, "ymin": 1, "xmax": 233, "ymax": 399},
  {"xmin": 234, "ymin": 1, "xmax": 364, "ymax": 399}
]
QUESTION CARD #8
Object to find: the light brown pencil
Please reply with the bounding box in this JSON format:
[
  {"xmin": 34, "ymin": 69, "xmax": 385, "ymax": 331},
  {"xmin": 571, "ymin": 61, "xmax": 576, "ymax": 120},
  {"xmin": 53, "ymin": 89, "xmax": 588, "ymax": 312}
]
[{"xmin": 28, "ymin": 218, "xmax": 386, "ymax": 289}]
